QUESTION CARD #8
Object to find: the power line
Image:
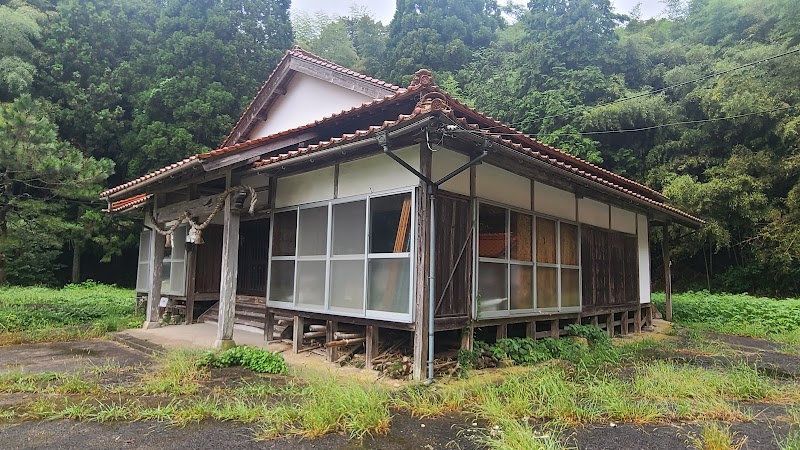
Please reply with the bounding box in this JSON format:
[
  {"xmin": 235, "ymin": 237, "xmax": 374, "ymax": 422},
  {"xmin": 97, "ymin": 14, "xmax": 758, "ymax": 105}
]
[
  {"xmin": 491, "ymin": 47, "xmax": 800, "ymax": 130},
  {"xmin": 451, "ymin": 104, "xmax": 798, "ymax": 139}
]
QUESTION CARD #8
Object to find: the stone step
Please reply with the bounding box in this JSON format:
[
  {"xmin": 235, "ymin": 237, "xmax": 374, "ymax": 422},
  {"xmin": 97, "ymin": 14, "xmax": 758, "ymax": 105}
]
[{"xmin": 110, "ymin": 332, "xmax": 165, "ymax": 356}]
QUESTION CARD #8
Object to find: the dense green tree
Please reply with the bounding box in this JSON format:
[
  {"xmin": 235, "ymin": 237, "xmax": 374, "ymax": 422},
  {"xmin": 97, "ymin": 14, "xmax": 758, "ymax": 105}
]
[
  {"xmin": 382, "ymin": 0, "xmax": 503, "ymax": 84},
  {"xmin": 0, "ymin": 95, "xmax": 113, "ymax": 284}
]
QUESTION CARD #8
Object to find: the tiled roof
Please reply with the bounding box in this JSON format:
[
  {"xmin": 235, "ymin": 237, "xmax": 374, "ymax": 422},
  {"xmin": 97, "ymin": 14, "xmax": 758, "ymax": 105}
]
[
  {"xmin": 251, "ymin": 103, "xmax": 703, "ymax": 225},
  {"xmin": 104, "ymin": 193, "xmax": 152, "ymax": 213},
  {"xmin": 101, "ymin": 83, "xmax": 424, "ymax": 199},
  {"xmin": 100, "ymin": 156, "xmax": 199, "ymax": 198}
]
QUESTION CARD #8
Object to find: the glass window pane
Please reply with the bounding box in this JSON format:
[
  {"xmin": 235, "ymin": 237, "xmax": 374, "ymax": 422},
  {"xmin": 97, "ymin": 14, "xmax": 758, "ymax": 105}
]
[
  {"xmin": 332, "ymin": 201, "xmax": 366, "ymax": 255},
  {"xmin": 172, "ymin": 226, "xmax": 186, "ymax": 261},
  {"xmin": 367, "ymin": 258, "xmax": 410, "ymax": 314},
  {"xmin": 536, "ymin": 217, "xmax": 557, "ymax": 264},
  {"xmin": 273, "ymin": 210, "xmax": 297, "ymax": 256},
  {"xmin": 478, "ymin": 262, "xmax": 507, "ymax": 312},
  {"xmin": 537, "ymin": 267, "xmax": 558, "ymax": 308},
  {"xmin": 161, "ymin": 262, "xmax": 171, "ymax": 293},
  {"xmin": 170, "ymin": 261, "xmax": 186, "ymax": 296},
  {"xmin": 510, "ymin": 265, "xmax": 533, "ymax": 310},
  {"xmin": 298, "ymin": 207, "xmax": 328, "ymax": 256},
  {"xmin": 269, "ymin": 260, "xmax": 295, "ymax": 303},
  {"xmin": 136, "ymin": 263, "xmax": 149, "ymax": 292},
  {"xmin": 370, "ymin": 193, "xmax": 412, "ymax": 253},
  {"xmin": 479, "ymin": 204, "xmax": 507, "ymax": 258},
  {"xmin": 296, "ymin": 260, "xmax": 326, "ymax": 307},
  {"xmin": 510, "ymin": 212, "xmax": 532, "ymax": 261},
  {"xmin": 561, "ymin": 268, "xmax": 580, "ymax": 307},
  {"xmin": 138, "ymin": 230, "xmax": 151, "ymax": 262},
  {"xmin": 560, "ymin": 223, "xmax": 579, "ymax": 266},
  {"xmin": 330, "ymin": 260, "xmax": 365, "ymax": 311}
]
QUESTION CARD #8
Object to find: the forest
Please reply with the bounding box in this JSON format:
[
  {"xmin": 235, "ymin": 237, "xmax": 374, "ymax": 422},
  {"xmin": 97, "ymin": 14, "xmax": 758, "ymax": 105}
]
[{"xmin": 0, "ymin": 0, "xmax": 798, "ymax": 296}]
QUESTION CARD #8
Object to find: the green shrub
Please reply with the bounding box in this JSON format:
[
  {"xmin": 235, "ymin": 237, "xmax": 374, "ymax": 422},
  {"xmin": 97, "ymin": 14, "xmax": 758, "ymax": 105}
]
[
  {"xmin": 652, "ymin": 291, "xmax": 800, "ymax": 341},
  {"xmin": 197, "ymin": 346, "xmax": 288, "ymax": 375}
]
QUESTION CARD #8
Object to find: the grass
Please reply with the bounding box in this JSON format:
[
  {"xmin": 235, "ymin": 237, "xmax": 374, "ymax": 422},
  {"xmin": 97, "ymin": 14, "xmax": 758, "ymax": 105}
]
[
  {"xmin": 778, "ymin": 430, "xmax": 800, "ymax": 450},
  {"xmin": 689, "ymin": 422, "xmax": 747, "ymax": 450},
  {"xmin": 139, "ymin": 350, "xmax": 208, "ymax": 395},
  {"xmin": 0, "ymin": 282, "xmax": 141, "ymax": 345},
  {"xmin": 653, "ymin": 291, "xmax": 800, "ymax": 346}
]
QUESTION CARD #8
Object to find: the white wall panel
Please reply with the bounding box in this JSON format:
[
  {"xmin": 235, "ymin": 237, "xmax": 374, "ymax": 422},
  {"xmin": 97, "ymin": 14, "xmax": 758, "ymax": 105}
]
[
  {"xmin": 432, "ymin": 149, "xmax": 470, "ymax": 196},
  {"xmin": 637, "ymin": 214, "xmax": 651, "ymax": 304},
  {"xmin": 239, "ymin": 174, "xmax": 270, "ymax": 189},
  {"xmin": 275, "ymin": 166, "xmax": 335, "ymax": 208},
  {"xmin": 610, "ymin": 205, "xmax": 637, "ymax": 234},
  {"xmin": 337, "ymin": 146, "xmax": 419, "ymax": 198},
  {"xmin": 476, "ymin": 163, "xmax": 530, "ymax": 210},
  {"xmin": 534, "ymin": 181, "xmax": 576, "ymax": 220},
  {"xmin": 248, "ymin": 73, "xmax": 373, "ymax": 139},
  {"xmin": 578, "ymin": 198, "xmax": 610, "ymax": 228}
]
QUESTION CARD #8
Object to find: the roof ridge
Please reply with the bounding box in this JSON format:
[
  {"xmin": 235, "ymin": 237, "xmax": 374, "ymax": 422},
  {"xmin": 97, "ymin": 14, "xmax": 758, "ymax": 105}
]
[{"xmin": 287, "ymin": 47, "xmax": 402, "ymax": 91}]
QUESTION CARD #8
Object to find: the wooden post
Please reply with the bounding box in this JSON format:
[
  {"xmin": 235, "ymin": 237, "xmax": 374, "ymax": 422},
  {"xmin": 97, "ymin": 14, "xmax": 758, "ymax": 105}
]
[
  {"xmin": 215, "ymin": 184, "xmax": 240, "ymax": 350},
  {"xmin": 461, "ymin": 324, "xmax": 474, "ymax": 351},
  {"xmin": 293, "ymin": 315, "xmax": 304, "ymax": 353},
  {"xmin": 366, "ymin": 325, "xmax": 379, "ymax": 370},
  {"xmin": 496, "ymin": 324, "xmax": 508, "ymax": 340},
  {"xmin": 526, "ymin": 321, "xmax": 536, "ymax": 339},
  {"xmin": 326, "ymin": 321, "xmax": 338, "ymax": 362},
  {"xmin": 264, "ymin": 310, "xmax": 275, "ymax": 342},
  {"xmin": 184, "ymin": 244, "xmax": 197, "ymax": 325},
  {"xmin": 634, "ymin": 307, "xmax": 642, "ymax": 333},
  {"xmin": 620, "ymin": 311, "xmax": 629, "ymax": 335},
  {"xmin": 591, "ymin": 315, "xmax": 599, "ymax": 327},
  {"xmin": 606, "ymin": 313, "xmax": 614, "ymax": 337},
  {"xmin": 550, "ymin": 319, "xmax": 560, "ymax": 338},
  {"xmin": 144, "ymin": 217, "xmax": 165, "ymax": 329},
  {"xmin": 412, "ymin": 143, "xmax": 432, "ymax": 381},
  {"xmin": 662, "ymin": 224, "xmax": 672, "ymax": 322}
]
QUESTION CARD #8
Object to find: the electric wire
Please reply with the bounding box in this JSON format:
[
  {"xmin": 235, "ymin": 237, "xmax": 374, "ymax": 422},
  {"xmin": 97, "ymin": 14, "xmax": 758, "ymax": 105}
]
[{"xmin": 487, "ymin": 47, "xmax": 800, "ymax": 131}]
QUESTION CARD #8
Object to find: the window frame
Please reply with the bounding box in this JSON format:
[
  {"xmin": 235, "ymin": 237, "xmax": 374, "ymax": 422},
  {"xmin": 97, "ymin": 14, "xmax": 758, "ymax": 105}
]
[
  {"xmin": 135, "ymin": 229, "xmax": 152, "ymax": 294},
  {"xmin": 266, "ymin": 187, "xmax": 416, "ymax": 323},
  {"xmin": 474, "ymin": 199, "xmax": 582, "ymax": 319}
]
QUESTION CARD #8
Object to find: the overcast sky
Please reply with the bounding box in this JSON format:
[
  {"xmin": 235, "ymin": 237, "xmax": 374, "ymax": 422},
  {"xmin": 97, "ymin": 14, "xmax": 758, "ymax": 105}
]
[{"xmin": 290, "ymin": 0, "xmax": 666, "ymax": 24}]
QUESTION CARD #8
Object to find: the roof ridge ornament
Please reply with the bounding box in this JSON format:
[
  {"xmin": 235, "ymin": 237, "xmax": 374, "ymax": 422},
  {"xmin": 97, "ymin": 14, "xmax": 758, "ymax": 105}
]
[
  {"xmin": 414, "ymin": 92, "xmax": 451, "ymax": 115},
  {"xmin": 409, "ymin": 69, "xmax": 435, "ymax": 88}
]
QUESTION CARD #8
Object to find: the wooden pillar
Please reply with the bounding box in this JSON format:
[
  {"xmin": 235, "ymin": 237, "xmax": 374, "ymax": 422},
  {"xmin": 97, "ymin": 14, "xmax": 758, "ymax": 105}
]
[
  {"xmin": 620, "ymin": 311, "xmax": 629, "ymax": 335},
  {"xmin": 646, "ymin": 304, "xmax": 654, "ymax": 327},
  {"xmin": 590, "ymin": 315, "xmax": 599, "ymax": 327},
  {"xmin": 366, "ymin": 325, "xmax": 379, "ymax": 370},
  {"xmin": 326, "ymin": 321, "xmax": 338, "ymax": 362},
  {"xmin": 144, "ymin": 219, "xmax": 165, "ymax": 329},
  {"xmin": 634, "ymin": 307, "xmax": 642, "ymax": 333},
  {"xmin": 605, "ymin": 313, "xmax": 614, "ymax": 337},
  {"xmin": 264, "ymin": 310, "xmax": 275, "ymax": 342},
  {"xmin": 412, "ymin": 143, "xmax": 432, "ymax": 381},
  {"xmin": 215, "ymin": 187, "xmax": 239, "ymax": 350},
  {"xmin": 292, "ymin": 315, "xmax": 304, "ymax": 353},
  {"xmin": 662, "ymin": 224, "xmax": 672, "ymax": 322},
  {"xmin": 550, "ymin": 319, "xmax": 560, "ymax": 338},
  {"xmin": 184, "ymin": 244, "xmax": 197, "ymax": 325},
  {"xmin": 461, "ymin": 325, "xmax": 474, "ymax": 351},
  {"xmin": 526, "ymin": 321, "xmax": 536, "ymax": 339},
  {"xmin": 496, "ymin": 324, "xmax": 508, "ymax": 341}
]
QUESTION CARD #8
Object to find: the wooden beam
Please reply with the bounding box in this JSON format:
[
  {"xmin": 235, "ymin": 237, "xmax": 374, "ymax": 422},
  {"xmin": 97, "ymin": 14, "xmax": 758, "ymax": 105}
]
[
  {"xmin": 606, "ymin": 313, "xmax": 614, "ymax": 337},
  {"xmin": 155, "ymin": 194, "xmax": 219, "ymax": 223},
  {"xmin": 662, "ymin": 224, "xmax": 672, "ymax": 322},
  {"xmin": 496, "ymin": 324, "xmax": 508, "ymax": 340},
  {"xmin": 366, "ymin": 325, "xmax": 379, "ymax": 370},
  {"xmin": 634, "ymin": 307, "xmax": 642, "ymax": 333},
  {"xmin": 412, "ymin": 143, "xmax": 432, "ymax": 381},
  {"xmin": 202, "ymin": 131, "xmax": 318, "ymax": 172},
  {"xmin": 620, "ymin": 312, "xmax": 629, "ymax": 336},
  {"xmin": 215, "ymin": 179, "xmax": 239, "ymax": 350},
  {"xmin": 461, "ymin": 324, "xmax": 474, "ymax": 351},
  {"xmin": 184, "ymin": 245, "xmax": 197, "ymax": 325}
]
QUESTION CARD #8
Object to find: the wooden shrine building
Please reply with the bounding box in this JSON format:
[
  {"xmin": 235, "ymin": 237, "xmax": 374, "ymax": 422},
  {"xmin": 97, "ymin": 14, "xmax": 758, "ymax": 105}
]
[{"xmin": 102, "ymin": 47, "xmax": 703, "ymax": 380}]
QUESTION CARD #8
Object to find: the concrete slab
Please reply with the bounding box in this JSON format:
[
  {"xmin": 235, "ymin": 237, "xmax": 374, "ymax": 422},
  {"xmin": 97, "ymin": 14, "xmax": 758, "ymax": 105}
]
[
  {"xmin": 0, "ymin": 340, "xmax": 150, "ymax": 375},
  {"xmin": 122, "ymin": 323, "xmax": 389, "ymax": 383}
]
